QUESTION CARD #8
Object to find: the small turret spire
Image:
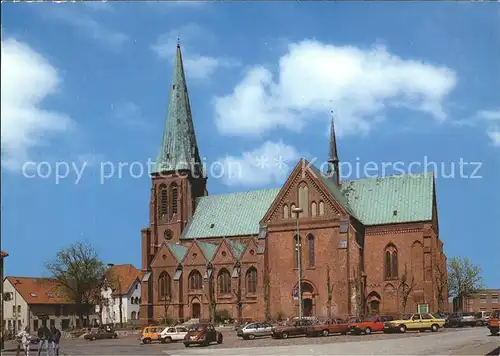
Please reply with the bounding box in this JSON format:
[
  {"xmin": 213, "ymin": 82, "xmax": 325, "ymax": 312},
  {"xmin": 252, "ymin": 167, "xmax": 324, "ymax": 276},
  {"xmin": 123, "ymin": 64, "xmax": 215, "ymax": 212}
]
[{"xmin": 327, "ymin": 111, "xmax": 340, "ymax": 185}]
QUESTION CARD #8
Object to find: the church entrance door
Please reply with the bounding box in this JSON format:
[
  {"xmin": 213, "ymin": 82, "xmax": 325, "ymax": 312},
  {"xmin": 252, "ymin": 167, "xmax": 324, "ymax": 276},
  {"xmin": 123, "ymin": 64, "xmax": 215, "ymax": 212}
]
[
  {"xmin": 192, "ymin": 303, "xmax": 201, "ymax": 319},
  {"xmin": 303, "ymin": 299, "xmax": 313, "ymax": 317}
]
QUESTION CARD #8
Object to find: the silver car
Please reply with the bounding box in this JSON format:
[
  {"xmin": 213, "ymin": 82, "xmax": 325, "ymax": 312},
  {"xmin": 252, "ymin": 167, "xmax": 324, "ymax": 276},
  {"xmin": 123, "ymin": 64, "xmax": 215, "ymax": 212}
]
[{"xmin": 237, "ymin": 322, "xmax": 273, "ymax": 340}]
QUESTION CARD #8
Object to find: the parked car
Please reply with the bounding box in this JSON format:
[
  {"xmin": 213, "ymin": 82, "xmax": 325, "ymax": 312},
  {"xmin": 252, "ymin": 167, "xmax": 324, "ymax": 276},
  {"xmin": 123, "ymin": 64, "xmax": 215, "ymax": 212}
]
[
  {"xmin": 446, "ymin": 312, "xmax": 477, "ymax": 327},
  {"xmin": 474, "ymin": 311, "xmax": 491, "ymax": 326},
  {"xmin": 84, "ymin": 327, "xmax": 118, "ymax": 341},
  {"xmin": 140, "ymin": 326, "xmax": 164, "ymax": 344},
  {"xmin": 159, "ymin": 325, "xmax": 189, "ymax": 343},
  {"xmin": 271, "ymin": 319, "xmax": 314, "ymax": 339},
  {"xmin": 383, "ymin": 313, "xmax": 446, "ymax": 333},
  {"xmin": 349, "ymin": 315, "xmax": 395, "ymax": 335},
  {"xmin": 237, "ymin": 322, "xmax": 273, "ymax": 340},
  {"xmin": 183, "ymin": 323, "xmax": 223, "ymax": 347},
  {"xmin": 305, "ymin": 318, "xmax": 349, "ymax": 337},
  {"xmin": 487, "ymin": 310, "xmax": 499, "ymax": 336}
]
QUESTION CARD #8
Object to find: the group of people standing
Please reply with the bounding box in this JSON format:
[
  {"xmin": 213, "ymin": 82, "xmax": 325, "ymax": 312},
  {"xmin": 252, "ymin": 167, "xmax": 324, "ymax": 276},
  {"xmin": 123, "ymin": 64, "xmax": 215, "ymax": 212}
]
[{"xmin": 16, "ymin": 325, "xmax": 61, "ymax": 356}]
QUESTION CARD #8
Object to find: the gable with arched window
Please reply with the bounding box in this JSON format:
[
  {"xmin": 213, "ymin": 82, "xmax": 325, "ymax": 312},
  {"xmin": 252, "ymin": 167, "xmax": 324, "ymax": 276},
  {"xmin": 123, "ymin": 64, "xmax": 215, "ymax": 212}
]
[
  {"xmin": 217, "ymin": 268, "xmax": 231, "ymax": 295},
  {"xmin": 188, "ymin": 270, "xmax": 203, "ymax": 290},
  {"xmin": 319, "ymin": 201, "xmax": 325, "ymax": 216},
  {"xmin": 246, "ymin": 267, "xmax": 257, "ymax": 294},
  {"xmin": 170, "ymin": 183, "xmax": 178, "ymax": 218},
  {"xmin": 158, "ymin": 184, "xmax": 168, "ymax": 219},
  {"xmin": 384, "ymin": 243, "xmax": 398, "ymax": 279},
  {"xmin": 158, "ymin": 272, "xmax": 172, "ymax": 299},
  {"xmin": 307, "ymin": 234, "xmax": 315, "ymax": 267}
]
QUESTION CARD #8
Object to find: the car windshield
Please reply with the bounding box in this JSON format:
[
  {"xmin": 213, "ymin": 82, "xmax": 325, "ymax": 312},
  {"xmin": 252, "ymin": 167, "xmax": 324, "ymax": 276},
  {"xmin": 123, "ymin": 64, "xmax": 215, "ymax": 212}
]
[
  {"xmin": 401, "ymin": 314, "xmax": 412, "ymax": 320},
  {"xmin": 474, "ymin": 312, "xmax": 483, "ymax": 318},
  {"xmin": 363, "ymin": 316, "xmax": 378, "ymax": 322},
  {"xmin": 188, "ymin": 324, "xmax": 204, "ymax": 332}
]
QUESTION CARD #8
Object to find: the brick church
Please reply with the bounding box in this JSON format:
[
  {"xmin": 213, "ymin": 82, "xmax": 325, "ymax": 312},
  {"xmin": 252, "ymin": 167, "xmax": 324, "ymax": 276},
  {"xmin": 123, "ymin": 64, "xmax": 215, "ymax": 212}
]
[{"xmin": 139, "ymin": 44, "xmax": 448, "ymax": 325}]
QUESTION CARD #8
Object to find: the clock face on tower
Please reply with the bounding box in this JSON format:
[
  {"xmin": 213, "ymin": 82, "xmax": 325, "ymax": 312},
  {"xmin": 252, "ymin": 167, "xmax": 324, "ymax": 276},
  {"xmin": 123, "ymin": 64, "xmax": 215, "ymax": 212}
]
[{"xmin": 164, "ymin": 229, "xmax": 173, "ymax": 240}]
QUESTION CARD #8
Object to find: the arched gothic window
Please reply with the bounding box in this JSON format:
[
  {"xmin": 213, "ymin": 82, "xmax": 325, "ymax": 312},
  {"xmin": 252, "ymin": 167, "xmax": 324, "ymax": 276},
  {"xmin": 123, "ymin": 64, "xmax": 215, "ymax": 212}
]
[
  {"xmin": 384, "ymin": 244, "xmax": 398, "ymax": 279},
  {"xmin": 283, "ymin": 204, "xmax": 289, "ymax": 219},
  {"xmin": 159, "ymin": 184, "xmax": 168, "ymax": 219},
  {"xmin": 158, "ymin": 272, "xmax": 172, "ymax": 299},
  {"xmin": 311, "ymin": 201, "xmax": 317, "ymax": 217},
  {"xmin": 188, "ymin": 270, "xmax": 203, "ymax": 290},
  {"xmin": 307, "ymin": 234, "xmax": 315, "ymax": 267},
  {"xmin": 170, "ymin": 183, "xmax": 178, "ymax": 218},
  {"xmin": 298, "ymin": 184, "xmax": 309, "ymax": 217},
  {"xmin": 246, "ymin": 267, "xmax": 258, "ymax": 294},
  {"xmin": 217, "ymin": 269, "xmax": 231, "ymax": 295},
  {"xmin": 319, "ymin": 201, "xmax": 325, "ymax": 216}
]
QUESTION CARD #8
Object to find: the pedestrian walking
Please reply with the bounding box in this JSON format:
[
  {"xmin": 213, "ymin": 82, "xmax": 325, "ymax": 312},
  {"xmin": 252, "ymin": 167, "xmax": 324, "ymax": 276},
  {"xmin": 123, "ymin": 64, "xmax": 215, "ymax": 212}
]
[
  {"xmin": 37, "ymin": 325, "xmax": 52, "ymax": 356},
  {"xmin": 50, "ymin": 326, "xmax": 61, "ymax": 356},
  {"xmin": 16, "ymin": 327, "xmax": 32, "ymax": 356}
]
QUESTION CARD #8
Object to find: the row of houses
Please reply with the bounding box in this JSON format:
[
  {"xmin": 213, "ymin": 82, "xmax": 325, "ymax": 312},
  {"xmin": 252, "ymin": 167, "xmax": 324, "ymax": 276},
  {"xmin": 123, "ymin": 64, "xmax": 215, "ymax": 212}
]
[{"xmin": 2, "ymin": 262, "xmax": 142, "ymax": 333}]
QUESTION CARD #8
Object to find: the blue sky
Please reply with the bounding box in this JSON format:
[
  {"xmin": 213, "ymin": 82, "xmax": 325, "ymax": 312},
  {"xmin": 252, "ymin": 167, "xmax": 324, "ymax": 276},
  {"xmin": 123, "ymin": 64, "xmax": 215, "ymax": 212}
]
[{"xmin": 1, "ymin": 2, "xmax": 499, "ymax": 287}]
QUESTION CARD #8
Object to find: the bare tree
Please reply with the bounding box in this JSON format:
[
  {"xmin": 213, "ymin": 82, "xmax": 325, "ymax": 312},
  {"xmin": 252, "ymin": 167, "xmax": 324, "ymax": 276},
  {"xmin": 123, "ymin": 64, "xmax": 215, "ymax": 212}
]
[
  {"xmin": 399, "ymin": 264, "xmax": 417, "ymax": 313},
  {"xmin": 326, "ymin": 265, "xmax": 334, "ymax": 318},
  {"xmin": 45, "ymin": 242, "xmax": 106, "ymax": 326},
  {"xmin": 447, "ymin": 257, "xmax": 484, "ymax": 312},
  {"xmin": 435, "ymin": 261, "xmax": 448, "ymax": 312}
]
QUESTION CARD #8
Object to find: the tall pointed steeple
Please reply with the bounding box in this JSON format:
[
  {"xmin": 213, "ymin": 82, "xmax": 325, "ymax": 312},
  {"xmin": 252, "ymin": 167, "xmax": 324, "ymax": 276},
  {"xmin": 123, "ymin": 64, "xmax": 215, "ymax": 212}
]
[
  {"xmin": 152, "ymin": 43, "xmax": 203, "ymax": 177},
  {"xmin": 327, "ymin": 112, "xmax": 340, "ymax": 185}
]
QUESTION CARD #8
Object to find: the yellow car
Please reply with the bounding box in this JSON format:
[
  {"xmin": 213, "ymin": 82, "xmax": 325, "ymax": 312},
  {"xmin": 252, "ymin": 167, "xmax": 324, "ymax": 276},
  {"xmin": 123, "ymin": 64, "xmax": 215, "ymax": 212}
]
[
  {"xmin": 383, "ymin": 313, "xmax": 446, "ymax": 333},
  {"xmin": 140, "ymin": 325, "xmax": 165, "ymax": 344}
]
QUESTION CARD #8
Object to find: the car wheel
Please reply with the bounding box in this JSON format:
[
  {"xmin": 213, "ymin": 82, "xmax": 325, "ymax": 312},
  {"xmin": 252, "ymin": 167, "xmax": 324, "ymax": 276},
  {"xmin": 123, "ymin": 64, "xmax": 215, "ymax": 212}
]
[
  {"xmin": 282, "ymin": 332, "xmax": 289, "ymax": 339},
  {"xmin": 91, "ymin": 336, "xmax": 96, "ymax": 341},
  {"xmin": 184, "ymin": 343, "xmax": 189, "ymax": 348},
  {"xmin": 364, "ymin": 327, "xmax": 372, "ymax": 335},
  {"xmin": 217, "ymin": 334, "xmax": 223, "ymax": 344},
  {"xmin": 248, "ymin": 334, "xmax": 255, "ymax": 340},
  {"xmin": 431, "ymin": 324, "xmax": 439, "ymax": 332},
  {"xmin": 322, "ymin": 330, "xmax": 329, "ymax": 337},
  {"xmin": 399, "ymin": 325, "xmax": 407, "ymax": 333},
  {"xmin": 143, "ymin": 338, "xmax": 151, "ymax": 344},
  {"xmin": 164, "ymin": 336, "xmax": 172, "ymax": 343}
]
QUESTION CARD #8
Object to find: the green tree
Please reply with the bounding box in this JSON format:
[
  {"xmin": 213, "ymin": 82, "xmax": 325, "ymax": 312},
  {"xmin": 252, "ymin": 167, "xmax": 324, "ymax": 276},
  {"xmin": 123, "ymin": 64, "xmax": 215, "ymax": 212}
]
[
  {"xmin": 447, "ymin": 257, "xmax": 484, "ymax": 311},
  {"xmin": 45, "ymin": 242, "xmax": 106, "ymax": 327}
]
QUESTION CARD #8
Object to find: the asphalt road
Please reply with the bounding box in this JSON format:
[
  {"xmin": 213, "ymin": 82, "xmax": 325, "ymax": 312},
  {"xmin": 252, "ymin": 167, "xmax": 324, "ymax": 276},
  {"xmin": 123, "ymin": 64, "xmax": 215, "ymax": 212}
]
[{"xmin": 4, "ymin": 326, "xmax": 497, "ymax": 355}]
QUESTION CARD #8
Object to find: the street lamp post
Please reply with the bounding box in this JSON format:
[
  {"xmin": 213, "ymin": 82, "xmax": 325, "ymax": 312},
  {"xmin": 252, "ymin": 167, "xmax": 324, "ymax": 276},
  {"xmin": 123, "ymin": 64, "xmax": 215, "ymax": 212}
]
[
  {"xmin": 206, "ymin": 263, "xmax": 215, "ymax": 324},
  {"xmin": 232, "ymin": 262, "xmax": 242, "ymax": 325},
  {"xmin": 291, "ymin": 206, "xmax": 303, "ymax": 320}
]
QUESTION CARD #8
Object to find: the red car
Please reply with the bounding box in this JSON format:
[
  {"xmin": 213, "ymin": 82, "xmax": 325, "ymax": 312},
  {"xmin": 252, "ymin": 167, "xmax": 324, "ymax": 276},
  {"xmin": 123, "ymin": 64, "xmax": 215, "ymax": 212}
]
[{"xmin": 348, "ymin": 315, "xmax": 395, "ymax": 335}]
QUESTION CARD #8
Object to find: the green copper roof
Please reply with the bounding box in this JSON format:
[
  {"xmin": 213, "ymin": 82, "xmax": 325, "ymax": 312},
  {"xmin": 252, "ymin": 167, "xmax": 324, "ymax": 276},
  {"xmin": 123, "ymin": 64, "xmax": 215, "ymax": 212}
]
[
  {"xmin": 166, "ymin": 243, "xmax": 188, "ymax": 262},
  {"xmin": 226, "ymin": 239, "xmax": 246, "ymax": 259},
  {"xmin": 341, "ymin": 173, "xmax": 434, "ymax": 225},
  {"xmin": 181, "ymin": 189, "xmax": 280, "ymax": 239},
  {"xmin": 180, "ymin": 169, "xmax": 434, "ymax": 239},
  {"xmin": 197, "ymin": 241, "xmax": 219, "ymax": 261},
  {"xmin": 152, "ymin": 44, "xmax": 203, "ymax": 176}
]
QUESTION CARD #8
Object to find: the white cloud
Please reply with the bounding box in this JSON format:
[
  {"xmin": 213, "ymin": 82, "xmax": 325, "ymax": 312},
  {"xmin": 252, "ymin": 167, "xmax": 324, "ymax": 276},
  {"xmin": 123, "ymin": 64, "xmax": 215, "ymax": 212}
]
[
  {"xmin": 152, "ymin": 23, "xmax": 239, "ymax": 80},
  {"xmin": 46, "ymin": 6, "xmax": 128, "ymax": 50},
  {"xmin": 215, "ymin": 40, "xmax": 457, "ymax": 137},
  {"xmin": 216, "ymin": 141, "xmax": 300, "ymax": 187},
  {"xmin": 1, "ymin": 38, "xmax": 73, "ymax": 171},
  {"xmin": 477, "ymin": 108, "xmax": 500, "ymax": 121},
  {"xmin": 487, "ymin": 130, "xmax": 500, "ymax": 147},
  {"xmin": 475, "ymin": 108, "xmax": 500, "ymax": 147}
]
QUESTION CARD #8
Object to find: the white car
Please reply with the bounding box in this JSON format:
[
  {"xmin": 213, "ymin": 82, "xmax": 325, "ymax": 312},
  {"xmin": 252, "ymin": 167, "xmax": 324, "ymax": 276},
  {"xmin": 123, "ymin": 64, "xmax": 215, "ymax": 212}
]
[{"xmin": 159, "ymin": 326, "xmax": 189, "ymax": 343}]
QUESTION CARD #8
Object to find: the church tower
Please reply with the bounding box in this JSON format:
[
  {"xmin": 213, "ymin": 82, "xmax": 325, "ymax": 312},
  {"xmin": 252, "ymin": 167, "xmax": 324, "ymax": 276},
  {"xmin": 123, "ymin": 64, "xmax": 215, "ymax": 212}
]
[
  {"xmin": 327, "ymin": 113, "xmax": 340, "ymax": 185},
  {"xmin": 143, "ymin": 43, "xmax": 207, "ymax": 267}
]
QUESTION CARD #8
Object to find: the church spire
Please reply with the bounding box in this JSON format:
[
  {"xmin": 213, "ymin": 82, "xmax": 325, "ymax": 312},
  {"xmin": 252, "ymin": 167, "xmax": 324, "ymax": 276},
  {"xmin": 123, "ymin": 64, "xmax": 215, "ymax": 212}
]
[
  {"xmin": 152, "ymin": 43, "xmax": 203, "ymax": 177},
  {"xmin": 327, "ymin": 112, "xmax": 340, "ymax": 185}
]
